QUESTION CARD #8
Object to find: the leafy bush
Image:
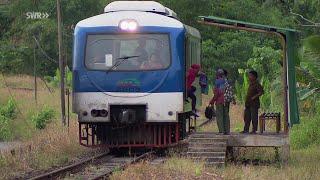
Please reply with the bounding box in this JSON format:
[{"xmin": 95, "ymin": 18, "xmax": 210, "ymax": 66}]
[
  {"xmin": 291, "ymin": 113, "xmax": 320, "ymax": 149},
  {"xmin": 247, "ymin": 46, "xmax": 282, "ymax": 82},
  {"xmin": 235, "ymin": 46, "xmax": 284, "ymax": 112},
  {"xmin": 0, "ymin": 115, "xmax": 11, "ymax": 140},
  {"xmin": 31, "ymin": 107, "xmax": 55, "ymax": 129},
  {"xmin": 0, "ymin": 98, "xmax": 16, "ymax": 119},
  {"xmin": 0, "ymin": 98, "xmax": 16, "ymax": 140}
]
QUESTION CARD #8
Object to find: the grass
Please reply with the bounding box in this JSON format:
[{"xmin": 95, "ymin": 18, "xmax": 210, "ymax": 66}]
[
  {"xmin": 110, "ymin": 145, "xmax": 320, "ymax": 180},
  {"xmin": 220, "ymin": 145, "xmax": 320, "ymax": 180},
  {"xmin": 0, "ymin": 120, "xmax": 90, "ymax": 179},
  {"xmin": 0, "ymin": 75, "xmax": 61, "ymax": 140},
  {"xmin": 111, "ymin": 157, "xmax": 212, "ymax": 180},
  {"xmin": 0, "ymin": 75, "xmax": 91, "ymax": 179}
]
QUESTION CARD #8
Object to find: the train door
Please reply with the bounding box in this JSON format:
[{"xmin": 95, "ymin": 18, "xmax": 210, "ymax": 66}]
[{"xmin": 184, "ymin": 35, "xmax": 202, "ymax": 112}]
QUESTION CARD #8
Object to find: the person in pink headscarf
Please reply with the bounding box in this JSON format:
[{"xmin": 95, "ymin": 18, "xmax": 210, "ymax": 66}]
[{"xmin": 186, "ymin": 64, "xmax": 201, "ymax": 116}]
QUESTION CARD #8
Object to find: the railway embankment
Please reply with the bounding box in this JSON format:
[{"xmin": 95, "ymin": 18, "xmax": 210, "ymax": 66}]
[{"xmin": 0, "ymin": 75, "xmax": 93, "ymax": 179}]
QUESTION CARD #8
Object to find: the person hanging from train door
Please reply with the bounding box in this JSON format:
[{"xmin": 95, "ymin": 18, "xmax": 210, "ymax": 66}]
[
  {"xmin": 186, "ymin": 64, "xmax": 201, "ymax": 117},
  {"xmin": 241, "ymin": 70, "xmax": 264, "ymax": 134}
]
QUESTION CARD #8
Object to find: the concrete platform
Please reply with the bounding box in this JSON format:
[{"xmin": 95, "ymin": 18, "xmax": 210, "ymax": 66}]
[
  {"xmin": 193, "ymin": 132, "xmax": 290, "ymax": 163},
  {"xmin": 194, "ymin": 132, "xmax": 289, "ymax": 147},
  {"xmin": 226, "ymin": 132, "xmax": 289, "ymax": 147}
]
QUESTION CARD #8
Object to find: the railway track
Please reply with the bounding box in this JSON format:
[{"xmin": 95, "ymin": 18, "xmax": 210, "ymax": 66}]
[
  {"xmin": 26, "ymin": 151, "xmax": 153, "ymax": 180},
  {"xmin": 22, "ymin": 118, "xmax": 213, "ymax": 180}
]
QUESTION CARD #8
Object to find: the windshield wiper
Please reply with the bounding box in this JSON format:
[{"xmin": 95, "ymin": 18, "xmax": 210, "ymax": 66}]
[{"xmin": 105, "ymin": 55, "xmax": 139, "ymax": 74}]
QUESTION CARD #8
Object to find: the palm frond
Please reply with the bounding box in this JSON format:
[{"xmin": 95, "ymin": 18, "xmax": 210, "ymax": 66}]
[
  {"xmin": 297, "ymin": 87, "xmax": 319, "ymax": 101},
  {"xmin": 301, "ymin": 35, "xmax": 320, "ymax": 84}
]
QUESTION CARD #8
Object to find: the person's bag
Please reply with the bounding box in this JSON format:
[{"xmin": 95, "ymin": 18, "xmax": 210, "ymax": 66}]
[
  {"xmin": 205, "ymin": 105, "xmax": 215, "ymax": 119},
  {"xmin": 224, "ymin": 81, "xmax": 234, "ymax": 103}
]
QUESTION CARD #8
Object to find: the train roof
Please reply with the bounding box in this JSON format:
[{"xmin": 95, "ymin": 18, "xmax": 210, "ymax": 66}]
[
  {"xmin": 76, "ymin": 11, "xmax": 183, "ymax": 29},
  {"xmin": 104, "ymin": 1, "xmax": 178, "ymax": 19}
]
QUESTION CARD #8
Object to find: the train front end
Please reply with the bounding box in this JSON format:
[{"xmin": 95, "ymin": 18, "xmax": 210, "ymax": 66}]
[{"xmin": 73, "ymin": 1, "xmax": 185, "ymax": 148}]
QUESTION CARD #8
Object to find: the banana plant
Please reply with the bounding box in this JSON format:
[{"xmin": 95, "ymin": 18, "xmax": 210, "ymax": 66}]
[{"xmin": 300, "ymin": 35, "xmax": 320, "ymax": 88}]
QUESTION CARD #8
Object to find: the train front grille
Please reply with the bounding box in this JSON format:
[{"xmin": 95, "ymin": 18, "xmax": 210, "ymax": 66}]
[{"xmin": 110, "ymin": 105, "xmax": 146, "ymax": 124}]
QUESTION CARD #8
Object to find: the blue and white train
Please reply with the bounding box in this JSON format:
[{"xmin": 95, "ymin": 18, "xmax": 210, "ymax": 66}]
[{"xmin": 73, "ymin": 1, "xmax": 201, "ymax": 148}]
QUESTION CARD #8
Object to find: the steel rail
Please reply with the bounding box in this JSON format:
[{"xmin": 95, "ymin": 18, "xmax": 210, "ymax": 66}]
[
  {"xmin": 26, "ymin": 151, "xmax": 154, "ymax": 180},
  {"xmin": 27, "ymin": 151, "xmax": 110, "ymax": 180}
]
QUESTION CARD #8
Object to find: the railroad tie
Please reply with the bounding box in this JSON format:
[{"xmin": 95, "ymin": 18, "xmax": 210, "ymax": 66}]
[{"xmin": 187, "ymin": 133, "xmax": 227, "ymax": 166}]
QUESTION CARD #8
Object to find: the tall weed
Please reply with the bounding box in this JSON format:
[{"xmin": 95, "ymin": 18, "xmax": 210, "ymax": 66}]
[
  {"xmin": 0, "ymin": 115, "xmax": 11, "ymax": 140},
  {"xmin": 31, "ymin": 107, "xmax": 55, "ymax": 129},
  {"xmin": 0, "ymin": 98, "xmax": 16, "ymax": 140},
  {"xmin": 0, "ymin": 98, "xmax": 16, "ymax": 119},
  {"xmin": 291, "ymin": 112, "xmax": 320, "ymax": 149}
]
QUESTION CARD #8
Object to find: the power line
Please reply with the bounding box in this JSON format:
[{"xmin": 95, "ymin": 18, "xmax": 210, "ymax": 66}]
[{"xmin": 33, "ymin": 36, "xmax": 58, "ymax": 64}]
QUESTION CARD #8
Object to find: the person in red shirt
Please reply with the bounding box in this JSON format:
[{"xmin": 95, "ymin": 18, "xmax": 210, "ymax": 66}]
[
  {"xmin": 187, "ymin": 64, "xmax": 201, "ymax": 116},
  {"xmin": 210, "ymin": 69, "xmax": 238, "ymax": 135},
  {"xmin": 210, "ymin": 69, "xmax": 229, "ymax": 134}
]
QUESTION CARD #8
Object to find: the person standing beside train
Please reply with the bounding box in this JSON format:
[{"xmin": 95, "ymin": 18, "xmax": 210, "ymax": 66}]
[
  {"xmin": 222, "ymin": 69, "xmax": 236, "ymax": 135},
  {"xmin": 210, "ymin": 69, "xmax": 229, "ymax": 134}
]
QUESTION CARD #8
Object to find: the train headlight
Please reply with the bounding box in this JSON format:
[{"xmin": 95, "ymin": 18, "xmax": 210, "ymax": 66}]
[
  {"xmin": 119, "ymin": 20, "xmax": 138, "ymax": 31},
  {"xmin": 128, "ymin": 21, "xmax": 138, "ymax": 31}
]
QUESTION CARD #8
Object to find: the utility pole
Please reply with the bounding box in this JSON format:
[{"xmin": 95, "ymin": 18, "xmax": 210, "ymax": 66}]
[
  {"xmin": 57, "ymin": 0, "xmax": 66, "ymax": 125},
  {"xmin": 33, "ymin": 38, "xmax": 37, "ymax": 103}
]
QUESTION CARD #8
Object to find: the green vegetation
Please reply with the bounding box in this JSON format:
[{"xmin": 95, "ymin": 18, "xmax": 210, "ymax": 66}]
[
  {"xmin": 30, "ymin": 106, "xmax": 55, "ymax": 129},
  {"xmin": 0, "ymin": 98, "xmax": 16, "ymax": 140},
  {"xmin": 44, "ymin": 67, "xmax": 72, "ymax": 88},
  {"xmin": 0, "ymin": 97, "xmax": 16, "ymax": 119},
  {"xmin": 234, "ymin": 46, "xmax": 283, "ymax": 112},
  {"xmin": 0, "ymin": 76, "xmax": 89, "ymax": 180},
  {"xmin": 291, "ymin": 115, "xmax": 320, "ymax": 149}
]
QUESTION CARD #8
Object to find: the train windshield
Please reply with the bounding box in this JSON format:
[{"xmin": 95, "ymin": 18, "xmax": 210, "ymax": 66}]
[{"xmin": 85, "ymin": 34, "xmax": 171, "ymax": 71}]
